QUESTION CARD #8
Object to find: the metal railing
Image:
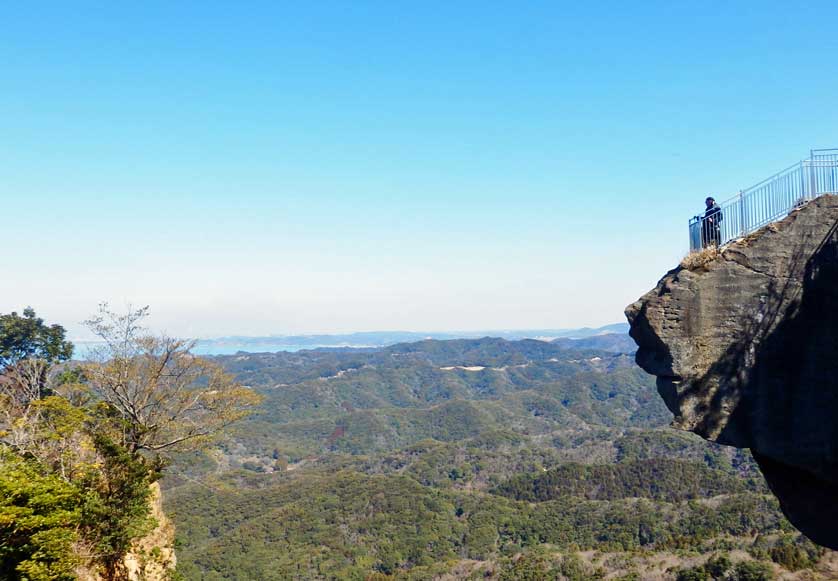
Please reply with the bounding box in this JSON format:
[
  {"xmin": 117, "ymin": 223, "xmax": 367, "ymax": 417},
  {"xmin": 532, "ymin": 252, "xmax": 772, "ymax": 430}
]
[
  {"xmin": 689, "ymin": 149, "xmax": 838, "ymax": 251},
  {"xmin": 812, "ymin": 148, "xmax": 838, "ymax": 163}
]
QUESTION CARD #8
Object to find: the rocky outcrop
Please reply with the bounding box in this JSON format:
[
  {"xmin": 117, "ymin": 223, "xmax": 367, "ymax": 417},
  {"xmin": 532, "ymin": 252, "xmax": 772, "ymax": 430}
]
[
  {"xmin": 123, "ymin": 482, "xmax": 177, "ymax": 581},
  {"xmin": 78, "ymin": 482, "xmax": 176, "ymax": 581},
  {"xmin": 625, "ymin": 195, "xmax": 838, "ymax": 549}
]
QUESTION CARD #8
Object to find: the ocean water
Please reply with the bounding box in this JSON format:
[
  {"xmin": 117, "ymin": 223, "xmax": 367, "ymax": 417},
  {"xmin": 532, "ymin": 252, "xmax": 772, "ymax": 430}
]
[
  {"xmin": 191, "ymin": 343, "xmax": 314, "ymax": 355},
  {"xmin": 72, "ymin": 341, "xmax": 326, "ymax": 359}
]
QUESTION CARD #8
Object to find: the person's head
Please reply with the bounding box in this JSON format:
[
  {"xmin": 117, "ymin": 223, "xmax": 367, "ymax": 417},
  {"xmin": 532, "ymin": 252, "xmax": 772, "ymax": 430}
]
[{"xmin": 705, "ymin": 196, "xmax": 715, "ymax": 208}]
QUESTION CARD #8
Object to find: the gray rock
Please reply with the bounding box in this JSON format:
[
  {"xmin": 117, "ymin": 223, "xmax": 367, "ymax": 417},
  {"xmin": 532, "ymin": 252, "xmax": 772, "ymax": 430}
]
[{"xmin": 626, "ymin": 194, "xmax": 838, "ymax": 548}]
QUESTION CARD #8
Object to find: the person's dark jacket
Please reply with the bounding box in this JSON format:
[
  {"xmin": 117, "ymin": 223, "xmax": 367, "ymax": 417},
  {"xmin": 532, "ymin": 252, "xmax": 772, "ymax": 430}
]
[
  {"xmin": 704, "ymin": 203, "xmax": 722, "ymax": 224},
  {"xmin": 702, "ymin": 203, "xmax": 723, "ymax": 245}
]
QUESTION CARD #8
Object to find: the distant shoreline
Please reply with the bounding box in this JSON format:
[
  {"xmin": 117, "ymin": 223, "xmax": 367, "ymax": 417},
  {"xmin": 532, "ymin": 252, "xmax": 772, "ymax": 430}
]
[{"xmin": 71, "ymin": 323, "xmax": 629, "ymax": 358}]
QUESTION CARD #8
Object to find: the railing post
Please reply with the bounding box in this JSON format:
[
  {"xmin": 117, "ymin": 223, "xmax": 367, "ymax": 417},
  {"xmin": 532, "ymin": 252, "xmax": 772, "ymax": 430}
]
[
  {"xmin": 739, "ymin": 189, "xmax": 746, "ymax": 236},
  {"xmin": 800, "ymin": 161, "xmax": 806, "ymax": 200}
]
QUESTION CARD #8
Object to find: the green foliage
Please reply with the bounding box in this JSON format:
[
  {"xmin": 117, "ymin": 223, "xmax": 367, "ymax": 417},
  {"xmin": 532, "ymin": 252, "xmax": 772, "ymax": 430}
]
[
  {"xmin": 498, "ymin": 552, "xmax": 557, "ymax": 580},
  {"xmin": 614, "ymin": 430, "xmax": 766, "ymax": 492},
  {"xmin": 0, "ymin": 413, "xmax": 158, "ymax": 580},
  {"xmin": 0, "ymin": 450, "xmax": 81, "ymax": 581},
  {"xmin": 731, "ymin": 560, "xmax": 774, "ymax": 581},
  {"xmin": 170, "ymin": 471, "xmax": 465, "ymax": 580},
  {"xmin": 768, "ymin": 543, "xmax": 807, "ymax": 571},
  {"xmin": 0, "ymin": 308, "xmax": 73, "ymax": 369},
  {"xmin": 0, "ymin": 307, "xmax": 255, "ymax": 580},
  {"xmin": 225, "ymin": 340, "xmax": 666, "ymax": 432},
  {"xmin": 704, "ymin": 553, "xmax": 733, "ymax": 578},
  {"xmin": 160, "ymin": 336, "xmax": 821, "ymax": 579},
  {"xmin": 80, "ymin": 433, "xmax": 157, "ymax": 578},
  {"xmin": 558, "ymin": 552, "xmax": 599, "ymax": 581},
  {"xmin": 676, "ymin": 554, "xmax": 775, "ymax": 581},
  {"xmin": 167, "ymin": 463, "xmax": 792, "ymax": 580},
  {"xmin": 675, "ymin": 567, "xmax": 709, "ymax": 581},
  {"xmin": 494, "ymin": 459, "xmax": 753, "ymax": 502},
  {"xmin": 762, "ymin": 534, "xmax": 824, "ymax": 571}
]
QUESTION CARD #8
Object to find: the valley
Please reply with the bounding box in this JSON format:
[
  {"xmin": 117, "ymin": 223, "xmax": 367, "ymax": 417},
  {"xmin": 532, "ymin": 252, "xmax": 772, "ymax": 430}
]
[{"xmin": 162, "ymin": 335, "xmax": 831, "ymax": 580}]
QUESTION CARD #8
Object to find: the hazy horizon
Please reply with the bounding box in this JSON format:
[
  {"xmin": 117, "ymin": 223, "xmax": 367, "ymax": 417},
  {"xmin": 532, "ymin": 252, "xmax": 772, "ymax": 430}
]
[
  {"xmin": 68, "ymin": 322, "xmax": 630, "ymax": 358},
  {"xmin": 65, "ymin": 321, "xmax": 628, "ymax": 343}
]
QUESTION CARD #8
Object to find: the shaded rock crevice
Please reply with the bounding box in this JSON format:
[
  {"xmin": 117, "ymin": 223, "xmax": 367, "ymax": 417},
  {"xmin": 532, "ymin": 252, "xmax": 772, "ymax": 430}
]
[{"xmin": 626, "ymin": 195, "xmax": 838, "ymax": 549}]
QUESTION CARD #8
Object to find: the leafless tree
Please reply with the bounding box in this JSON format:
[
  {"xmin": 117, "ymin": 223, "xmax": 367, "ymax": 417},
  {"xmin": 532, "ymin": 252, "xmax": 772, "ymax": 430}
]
[{"xmin": 82, "ymin": 304, "xmax": 261, "ymax": 455}]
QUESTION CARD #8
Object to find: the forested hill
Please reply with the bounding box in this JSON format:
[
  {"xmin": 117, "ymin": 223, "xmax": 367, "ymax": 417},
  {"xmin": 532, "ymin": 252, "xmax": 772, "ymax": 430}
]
[
  {"xmin": 216, "ymin": 333, "xmax": 638, "ymax": 383},
  {"xmin": 164, "ymin": 335, "xmax": 834, "ymax": 580},
  {"xmin": 208, "ymin": 335, "xmax": 659, "ymax": 459}
]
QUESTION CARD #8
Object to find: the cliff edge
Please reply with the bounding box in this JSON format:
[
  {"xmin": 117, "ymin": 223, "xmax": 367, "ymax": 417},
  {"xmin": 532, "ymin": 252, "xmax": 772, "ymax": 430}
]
[
  {"xmin": 625, "ymin": 194, "xmax": 838, "ymax": 549},
  {"xmin": 78, "ymin": 482, "xmax": 176, "ymax": 581}
]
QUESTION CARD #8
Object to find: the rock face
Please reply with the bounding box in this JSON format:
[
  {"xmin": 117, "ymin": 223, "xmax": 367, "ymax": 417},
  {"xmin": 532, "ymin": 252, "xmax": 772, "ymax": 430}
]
[
  {"xmin": 123, "ymin": 482, "xmax": 177, "ymax": 581},
  {"xmin": 78, "ymin": 482, "xmax": 176, "ymax": 581},
  {"xmin": 626, "ymin": 194, "xmax": 838, "ymax": 549}
]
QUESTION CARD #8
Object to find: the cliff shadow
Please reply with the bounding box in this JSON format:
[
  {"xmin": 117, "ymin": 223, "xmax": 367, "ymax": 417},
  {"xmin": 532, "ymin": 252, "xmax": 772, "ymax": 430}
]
[
  {"xmin": 671, "ymin": 219, "xmax": 838, "ymax": 446},
  {"xmin": 686, "ymin": 218, "xmax": 838, "ymax": 548}
]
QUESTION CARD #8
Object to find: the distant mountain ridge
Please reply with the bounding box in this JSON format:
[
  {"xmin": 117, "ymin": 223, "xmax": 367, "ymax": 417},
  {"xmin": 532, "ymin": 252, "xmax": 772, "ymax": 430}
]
[
  {"xmin": 192, "ymin": 322, "xmax": 629, "ymax": 354},
  {"xmin": 209, "ymin": 335, "xmax": 660, "ymax": 459},
  {"xmin": 71, "ymin": 323, "xmax": 631, "ymax": 358}
]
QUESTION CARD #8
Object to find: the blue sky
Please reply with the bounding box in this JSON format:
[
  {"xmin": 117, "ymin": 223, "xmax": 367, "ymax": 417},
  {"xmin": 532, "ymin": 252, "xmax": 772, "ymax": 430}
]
[{"xmin": 3, "ymin": 1, "xmax": 837, "ymax": 338}]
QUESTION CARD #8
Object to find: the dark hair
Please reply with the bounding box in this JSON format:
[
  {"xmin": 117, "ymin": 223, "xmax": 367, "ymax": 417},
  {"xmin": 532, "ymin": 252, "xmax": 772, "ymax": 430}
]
[{"xmin": 706, "ymin": 196, "xmax": 715, "ymax": 203}]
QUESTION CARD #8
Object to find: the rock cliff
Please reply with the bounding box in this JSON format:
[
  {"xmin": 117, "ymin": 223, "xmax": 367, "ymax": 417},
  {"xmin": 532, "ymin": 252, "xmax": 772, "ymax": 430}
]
[
  {"xmin": 78, "ymin": 482, "xmax": 176, "ymax": 581},
  {"xmin": 625, "ymin": 194, "xmax": 838, "ymax": 549}
]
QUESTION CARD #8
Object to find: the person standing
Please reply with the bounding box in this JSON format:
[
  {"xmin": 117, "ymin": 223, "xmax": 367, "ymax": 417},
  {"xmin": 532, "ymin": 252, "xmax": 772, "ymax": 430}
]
[{"xmin": 702, "ymin": 196, "xmax": 723, "ymax": 247}]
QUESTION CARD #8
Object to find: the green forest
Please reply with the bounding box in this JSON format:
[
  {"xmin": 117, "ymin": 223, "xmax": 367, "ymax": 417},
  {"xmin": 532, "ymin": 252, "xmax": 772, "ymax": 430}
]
[
  {"xmin": 0, "ymin": 307, "xmax": 259, "ymax": 581},
  {"xmin": 1, "ymin": 310, "xmax": 832, "ymax": 580},
  {"xmin": 162, "ymin": 336, "xmax": 831, "ymax": 579}
]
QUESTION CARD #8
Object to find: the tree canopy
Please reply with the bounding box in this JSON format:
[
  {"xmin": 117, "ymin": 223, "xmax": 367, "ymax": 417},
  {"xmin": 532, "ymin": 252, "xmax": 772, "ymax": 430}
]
[
  {"xmin": 83, "ymin": 304, "xmax": 262, "ymax": 454},
  {"xmin": 0, "ymin": 304, "xmax": 260, "ymax": 581},
  {"xmin": 0, "ymin": 308, "xmax": 73, "ymax": 370}
]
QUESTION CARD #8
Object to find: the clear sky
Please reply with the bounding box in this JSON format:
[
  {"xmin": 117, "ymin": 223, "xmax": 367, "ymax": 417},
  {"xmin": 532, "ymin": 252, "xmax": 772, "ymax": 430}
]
[{"xmin": 3, "ymin": 1, "xmax": 838, "ymax": 339}]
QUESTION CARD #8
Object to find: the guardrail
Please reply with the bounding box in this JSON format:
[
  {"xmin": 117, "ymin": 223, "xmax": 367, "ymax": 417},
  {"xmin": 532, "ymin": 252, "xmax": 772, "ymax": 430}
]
[{"xmin": 689, "ymin": 149, "xmax": 838, "ymax": 251}]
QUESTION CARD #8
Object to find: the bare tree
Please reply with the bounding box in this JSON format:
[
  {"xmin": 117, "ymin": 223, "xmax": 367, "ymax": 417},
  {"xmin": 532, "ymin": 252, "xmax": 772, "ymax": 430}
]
[
  {"xmin": 0, "ymin": 359, "xmax": 92, "ymax": 479},
  {"xmin": 0, "ymin": 359, "xmax": 57, "ymax": 450},
  {"xmin": 0, "ymin": 357, "xmax": 50, "ymax": 406},
  {"xmin": 83, "ymin": 304, "xmax": 261, "ymax": 455}
]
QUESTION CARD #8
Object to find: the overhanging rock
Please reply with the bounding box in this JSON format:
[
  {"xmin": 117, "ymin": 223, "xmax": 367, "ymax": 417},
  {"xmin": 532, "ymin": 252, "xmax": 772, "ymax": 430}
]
[{"xmin": 626, "ymin": 195, "xmax": 838, "ymax": 548}]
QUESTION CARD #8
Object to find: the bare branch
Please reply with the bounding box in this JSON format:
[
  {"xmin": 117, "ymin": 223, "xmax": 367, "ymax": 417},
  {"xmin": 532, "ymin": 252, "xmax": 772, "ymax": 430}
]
[{"xmin": 82, "ymin": 306, "xmax": 261, "ymax": 456}]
